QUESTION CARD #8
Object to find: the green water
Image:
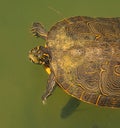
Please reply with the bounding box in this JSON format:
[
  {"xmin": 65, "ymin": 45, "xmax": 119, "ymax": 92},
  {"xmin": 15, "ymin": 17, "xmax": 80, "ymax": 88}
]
[{"xmin": 0, "ymin": 0, "xmax": 120, "ymax": 128}]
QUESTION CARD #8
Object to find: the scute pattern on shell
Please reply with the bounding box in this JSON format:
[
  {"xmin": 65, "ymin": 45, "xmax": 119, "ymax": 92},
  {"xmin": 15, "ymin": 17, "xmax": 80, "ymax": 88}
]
[{"xmin": 47, "ymin": 16, "xmax": 120, "ymax": 107}]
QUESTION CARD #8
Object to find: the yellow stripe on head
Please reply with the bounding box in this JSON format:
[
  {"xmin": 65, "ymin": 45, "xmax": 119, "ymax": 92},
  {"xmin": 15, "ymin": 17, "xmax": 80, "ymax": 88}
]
[{"xmin": 45, "ymin": 67, "xmax": 51, "ymax": 74}]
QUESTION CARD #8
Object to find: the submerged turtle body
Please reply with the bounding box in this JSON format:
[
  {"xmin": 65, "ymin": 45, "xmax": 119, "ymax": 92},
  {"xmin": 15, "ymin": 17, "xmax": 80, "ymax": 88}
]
[{"xmin": 29, "ymin": 16, "xmax": 120, "ymax": 108}]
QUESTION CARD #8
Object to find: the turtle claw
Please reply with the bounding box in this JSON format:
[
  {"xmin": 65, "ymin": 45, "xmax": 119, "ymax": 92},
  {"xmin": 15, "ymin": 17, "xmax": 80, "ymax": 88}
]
[
  {"xmin": 41, "ymin": 88, "xmax": 53, "ymax": 104},
  {"xmin": 41, "ymin": 97, "xmax": 47, "ymax": 105},
  {"xmin": 41, "ymin": 93, "xmax": 49, "ymax": 104}
]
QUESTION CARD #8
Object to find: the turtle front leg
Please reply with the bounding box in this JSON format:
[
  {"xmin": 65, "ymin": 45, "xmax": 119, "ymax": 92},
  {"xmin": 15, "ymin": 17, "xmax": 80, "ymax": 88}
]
[
  {"xmin": 41, "ymin": 72, "xmax": 56, "ymax": 104},
  {"xmin": 31, "ymin": 22, "xmax": 47, "ymax": 40}
]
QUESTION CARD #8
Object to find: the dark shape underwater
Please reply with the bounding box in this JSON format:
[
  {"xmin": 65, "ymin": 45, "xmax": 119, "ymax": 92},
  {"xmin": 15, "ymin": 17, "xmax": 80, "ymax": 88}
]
[{"xmin": 61, "ymin": 97, "xmax": 80, "ymax": 118}]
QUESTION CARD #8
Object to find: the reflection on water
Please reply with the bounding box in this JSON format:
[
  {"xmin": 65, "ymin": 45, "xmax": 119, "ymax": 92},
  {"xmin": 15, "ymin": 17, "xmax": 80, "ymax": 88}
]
[{"xmin": 61, "ymin": 97, "xmax": 80, "ymax": 118}]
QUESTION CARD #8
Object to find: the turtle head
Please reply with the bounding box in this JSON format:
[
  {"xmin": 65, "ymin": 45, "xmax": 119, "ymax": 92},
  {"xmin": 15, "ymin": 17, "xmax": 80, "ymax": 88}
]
[{"xmin": 29, "ymin": 46, "xmax": 50, "ymax": 67}]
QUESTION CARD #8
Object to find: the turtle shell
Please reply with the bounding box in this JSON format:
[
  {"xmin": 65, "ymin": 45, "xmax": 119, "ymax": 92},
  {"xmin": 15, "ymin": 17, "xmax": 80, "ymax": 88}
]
[{"xmin": 47, "ymin": 16, "xmax": 120, "ymax": 107}]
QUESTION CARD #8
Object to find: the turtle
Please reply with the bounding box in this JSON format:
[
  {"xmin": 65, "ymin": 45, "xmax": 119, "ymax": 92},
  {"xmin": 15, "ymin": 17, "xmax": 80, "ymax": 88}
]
[{"xmin": 29, "ymin": 16, "xmax": 120, "ymax": 108}]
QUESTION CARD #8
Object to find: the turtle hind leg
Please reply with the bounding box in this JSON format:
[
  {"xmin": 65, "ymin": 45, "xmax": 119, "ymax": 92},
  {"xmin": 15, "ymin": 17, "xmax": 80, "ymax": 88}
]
[
  {"xmin": 31, "ymin": 22, "xmax": 47, "ymax": 40},
  {"xmin": 41, "ymin": 72, "xmax": 56, "ymax": 104}
]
